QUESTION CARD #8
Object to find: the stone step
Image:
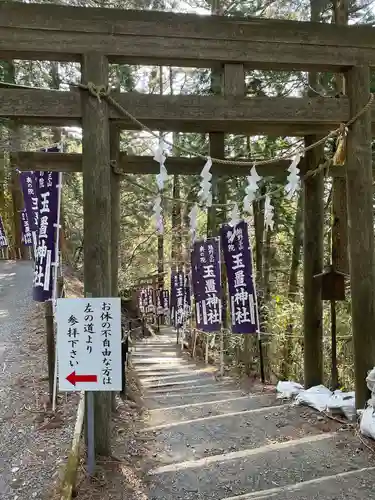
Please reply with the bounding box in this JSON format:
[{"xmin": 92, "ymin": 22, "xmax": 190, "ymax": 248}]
[
  {"xmin": 132, "ymin": 350, "xmax": 179, "ymax": 357},
  {"xmin": 131, "ymin": 360, "xmax": 190, "ymax": 368},
  {"xmin": 146, "ymin": 432, "xmax": 373, "ymax": 500},
  {"xmin": 138, "ymin": 370, "xmax": 200, "ymax": 379},
  {"xmin": 133, "ymin": 356, "xmax": 186, "ymax": 363},
  {"xmin": 143, "ymin": 375, "xmax": 227, "ymax": 389},
  {"xmin": 135, "ymin": 343, "xmax": 176, "ymax": 348},
  {"xmin": 144, "ymin": 390, "xmax": 248, "ymax": 409},
  {"xmin": 142, "ymin": 404, "xmax": 338, "ymax": 465},
  {"xmin": 146, "ymin": 393, "xmax": 279, "ymax": 426},
  {"xmin": 145, "ymin": 380, "xmax": 236, "ymax": 395},
  {"xmin": 139, "ymin": 369, "xmax": 215, "ymax": 382},
  {"xmin": 135, "ymin": 364, "xmax": 196, "ymax": 372},
  {"xmin": 221, "ymin": 466, "xmax": 375, "ymax": 500}
]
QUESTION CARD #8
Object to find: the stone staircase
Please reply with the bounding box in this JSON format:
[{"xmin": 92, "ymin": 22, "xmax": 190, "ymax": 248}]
[{"xmin": 131, "ymin": 328, "xmax": 375, "ymax": 500}]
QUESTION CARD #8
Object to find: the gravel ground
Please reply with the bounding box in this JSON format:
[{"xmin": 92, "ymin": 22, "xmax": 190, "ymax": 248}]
[
  {"xmin": 73, "ymin": 369, "xmax": 150, "ymax": 500},
  {"xmin": 0, "ymin": 261, "xmax": 79, "ymax": 500}
]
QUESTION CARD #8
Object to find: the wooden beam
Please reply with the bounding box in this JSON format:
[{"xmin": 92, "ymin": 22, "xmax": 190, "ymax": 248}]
[
  {"xmin": 11, "ymin": 151, "xmax": 358, "ymax": 178},
  {"xmin": 15, "ymin": 151, "xmax": 292, "ymax": 176},
  {"xmin": 3, "ymin": 88, "xmax": 375, "ymax": 135},
  {"xmin": 1, "ymin": 2, "xmax": 375, "ymax": 69},
  {"xmin": 346, "ymin": 66, "xmax": 375, "ymax": 410},
  {"xmin": 0, "ymin": 88, "xmax": 81, "ymax": 125},
  {"xmin": 81, "ymin": 52, "xmax": 112, "ymax": 456}
]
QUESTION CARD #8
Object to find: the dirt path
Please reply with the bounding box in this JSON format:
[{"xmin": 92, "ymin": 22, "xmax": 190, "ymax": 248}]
[
  {"xmin": 134, "ymin": 327, "xmax": 375, "ymax": 500},
  {"xmin": 0, "ymin": 260, "xmax": 78, "ymax": 500}
]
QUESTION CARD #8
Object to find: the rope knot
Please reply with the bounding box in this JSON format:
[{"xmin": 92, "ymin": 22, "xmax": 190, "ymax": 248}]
[{"xmin": 86, "ymin": 82, "xmax": 110, "ymax": 102}]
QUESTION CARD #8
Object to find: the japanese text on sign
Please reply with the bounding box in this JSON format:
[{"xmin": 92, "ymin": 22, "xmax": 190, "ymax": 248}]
[
  {"xmin": 173, "ymin": 271, "xmax": 185, "ymax": 327},
  {"xmin": 21, "ymin": 209, "xmax": 33, "ymax": 246},
  {"xmin": 220, "ymin": 221, "xmax": 258, "ymax": 334},
  {"xmin": 56, "ymin": 298, "xmax": 121, "ymax": 391},
  {"xmin": 19, "ymin": 171, "xmax": 39, "ymax": 252},
  {"xmin": 192, "ymin": 239, "xmax": 221, "ymax": 332},
  {"xmin": 163, "ymin": 289, "xmax": 170, "ymax": 314}
]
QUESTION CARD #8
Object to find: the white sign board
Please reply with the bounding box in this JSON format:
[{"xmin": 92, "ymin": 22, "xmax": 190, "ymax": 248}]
[{"xmin": 56, "ymin": 297, "xmax": 122, "ymax": 391}]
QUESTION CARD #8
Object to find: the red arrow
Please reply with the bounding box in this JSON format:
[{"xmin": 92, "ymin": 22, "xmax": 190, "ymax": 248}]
[{"xmin": 66, "ymin": 371, "xmax": 98, "ymax": 386}]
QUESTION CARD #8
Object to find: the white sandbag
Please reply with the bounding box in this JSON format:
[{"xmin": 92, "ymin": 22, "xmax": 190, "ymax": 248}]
[
  {"xmin": 276, "ymin": 381, "xmax": 304, "ymax": 399},
  {"xmin": 366, "ymin": 367, "xmax": 375, "ymax": 393},
  {"xmin": 327, "ymin": 390, "xmax": 355, "ymax": 408},
  {"xmin": 360, "ymin": 406, "xmax": 375, "ymax": 440},
  {"xmin": 295, "ymin": 384, "xmax": 332, "ymax": 412},
  {"xmin": 327, "ymin": 390, "xmax": 356, "ymax": 421},
  {"xmin": 341, "ymin": 403, "xmax": 357, "ymax": 422}
]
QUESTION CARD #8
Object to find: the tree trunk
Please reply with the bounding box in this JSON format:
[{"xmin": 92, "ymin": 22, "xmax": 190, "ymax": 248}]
[
  {"xmin": 10, "ymin": 123, "xmax": 27, "ymax": 259},
  {"xmin": 170, "ymin": 173, "xmax": 182, "ymax": 272},
  {"xmin": 261, "ymin": 201, "xmax": 279, "ymax": 380},
  {"xmin": 262, "ymin": 205, "xmax": 279, "ymax": 304},
  {"xmin": 0, "ymin": 126, "xmax": 6, "ymax": 215},
  {"xmin": 243, "ymin": 195, "xmax": 265, "ymax": 375},
  {"xmin": 281, "ymin": 193, "xmax": 303, "ymax": 379},
  {"xmin": 4, "ymin": 61, "xmax": 27, "ymax": 259},
  {"xmin": 157, "ymin": 67, "xmax": 165, "ymax": 291}
]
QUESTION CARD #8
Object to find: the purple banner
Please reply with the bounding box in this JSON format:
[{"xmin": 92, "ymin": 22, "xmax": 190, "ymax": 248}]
[
  {"xmin": 191, "ymin": 239, "xmax": 221, "ymax": 332},
  {"xmin": 138, "ymin": 289, "xmax": 146, "ymax": 313},
  {"xmin": 171, "ymin": 271, "xmax": 185, "ymax": 327},
  {"xmin": 19, "ymin": 146, "xmax": 61, "ymax": 254},
  {"xmin": 20, "ymin": 209, "xmax": 33, "ymax": 246},
  {"xmin": 220, "ymin": 220, "xmax": 258, "ymax": 334},
  {"xmin": 0, "ymin": 216, "xmax": 8, "ymax": 248},
  {"xmin": 33, "ymin": 170, "xmax": 60, "ymax": 302},
  {"xmin": 190, "ymin": 244, "xmax": 201, "ymax": 299},
  {"xmin": 163, "ymin": 289, "xmax": 170, "ymax": 313},
  {"xmin": 19, "ymin": 171, "xmax": 39, "ymax": 251},
  {"xmin": 184, "ymin": 274, "xmax": 191, "ymax": 315},
  {"xmin": 138, "ymin": 287, "xmax": 156, "ymax": 314},
  {"xmin": 170, "ymin": 272, "xmax": 176, "ymax": 326},
  {"xmin": 156, "ymin": 289, "xmax": 164, "ymax": 315},
  {"xmin": 146, "ymin": 287, "xmax": 155, "ymax": 314}
]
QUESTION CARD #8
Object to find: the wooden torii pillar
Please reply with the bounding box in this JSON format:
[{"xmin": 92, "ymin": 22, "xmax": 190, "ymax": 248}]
[
  {"xmin": 110, "ymin": 125, "xmax": 121, "ymax": 297},
  {"xmin": 303, "ymin": 135, "xmax": 324, "ymax": 388},
  {"xmin": 346, "ymin": 66, "xmax": 375, "ymax": 409},
  {"xmin": 81, "ymin": 52, "xmax": 112, "ymax": 456},
  {"xmin": 303, "ymin": 11, "xmax": 324, "ymax": 386}
]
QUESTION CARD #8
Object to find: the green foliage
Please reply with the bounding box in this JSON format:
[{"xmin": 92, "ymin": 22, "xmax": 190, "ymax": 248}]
[{"xmin": 1, "ymin": 0, "xmax": 373, "ymax": 390}]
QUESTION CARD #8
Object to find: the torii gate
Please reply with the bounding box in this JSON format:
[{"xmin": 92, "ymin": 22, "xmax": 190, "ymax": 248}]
[{"xmin": 0, "ymin": 2, "xmax": 375, "ymax": 450}]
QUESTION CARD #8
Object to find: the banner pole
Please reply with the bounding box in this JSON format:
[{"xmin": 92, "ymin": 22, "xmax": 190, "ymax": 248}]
[
  {"xmin": 192, "ymin": 329, "xmax": 197, "ymax": 357},
  {"xmin": 220, "ymin": 329, "xmax": 224, "ymax": 377},
  {"xmin": 52, "ymin": 171, "xmax": 63, "ymax": 412},
  {"xmin": 252, "ymin": 276, "xmax": 265, "ymax": 384},
  {"xmin": 87, "ymin": 390, "xmax": 95, "ymax": 475},
  {"xmin": 217, "ymin": 236, "xmax": 225, "ymax": 378}
]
